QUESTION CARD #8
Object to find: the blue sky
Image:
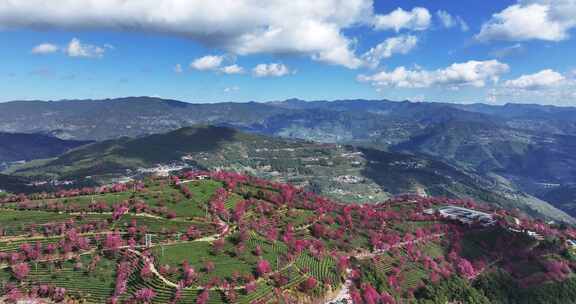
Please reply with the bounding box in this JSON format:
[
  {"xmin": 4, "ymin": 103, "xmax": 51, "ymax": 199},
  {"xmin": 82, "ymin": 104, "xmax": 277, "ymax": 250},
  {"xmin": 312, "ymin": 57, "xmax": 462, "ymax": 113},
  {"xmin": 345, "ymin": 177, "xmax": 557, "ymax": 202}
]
[{"xmin": 0, "ymin": 0, "xmax": 575, "ymax": 105}]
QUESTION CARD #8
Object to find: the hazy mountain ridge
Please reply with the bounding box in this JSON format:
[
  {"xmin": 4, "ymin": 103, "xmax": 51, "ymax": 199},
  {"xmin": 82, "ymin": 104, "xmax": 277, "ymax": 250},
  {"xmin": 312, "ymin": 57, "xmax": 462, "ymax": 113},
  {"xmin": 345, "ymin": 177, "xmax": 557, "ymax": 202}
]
[
  {"xmin": 2, "ymin": 97, "xmax": 574, "ymax": 140},
  {"xmin": 0, "ymin": 97, "xmax": 287, "ymax": 140}
]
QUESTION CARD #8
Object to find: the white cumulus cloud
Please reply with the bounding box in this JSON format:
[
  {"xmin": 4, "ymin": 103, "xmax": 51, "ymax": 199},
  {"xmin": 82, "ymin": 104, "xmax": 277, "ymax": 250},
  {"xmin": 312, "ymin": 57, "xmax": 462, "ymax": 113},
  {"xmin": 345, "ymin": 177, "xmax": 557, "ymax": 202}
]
[
  {"xmin": 190, "ymin": 56, "xmax": 246, "ymax": 74},
  {"xmin": 65, "ymin": 38, "xmax": 107, "ymax": 58},
  {"xmin": 31, "ymin": 39, "xmax": 109, "ymax": 58},
  {"xmin": 362, "ymin": 35, "xmax": 418, "ymax": 68},
  {"xmin": 252, "ymin": 63, "xmax": 292, "ymax": 78},
  {"xmin": 373, "ymin": 7, "xmax": 431, "ymax": 32},
  {"xmin": 476, "ymin": 0, "xmax": 576, "ymax": 42},
  {"xmin": 190, "ymin": 55, "xmax": 224, "ymax": 71},
  {"xmin": 31, "ymin": 43, "xmax": 59, "ymax": 54},
  {"xmin": 493, "ymin": 69, "xmax": 576, "ymax": 105},
  {"xmin": 221, "ymin": 64, "xmax": 244, "ymax": 74},
  {"xmin": 358, "ymin": 60, "xmax": 510, "ymax": 88},
  {"xmin": 0, "ymin": 0, "xmax": 377, "ymax": 69},
  {"xmin": 504, "ymin": 69, "xmax": 566, "ymax": 90}
]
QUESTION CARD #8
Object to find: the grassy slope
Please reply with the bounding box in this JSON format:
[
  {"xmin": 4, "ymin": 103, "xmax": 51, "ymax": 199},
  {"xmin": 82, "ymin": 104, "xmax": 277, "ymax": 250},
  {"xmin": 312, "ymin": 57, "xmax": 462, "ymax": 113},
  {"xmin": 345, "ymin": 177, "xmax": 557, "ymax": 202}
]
[
  {"xmin": 0, "ymin": 175, "xmax": 575, "ymax": 303},
  {"xmin": 9, "ymin": 125, "xmax": 574, "ymax": 223}
]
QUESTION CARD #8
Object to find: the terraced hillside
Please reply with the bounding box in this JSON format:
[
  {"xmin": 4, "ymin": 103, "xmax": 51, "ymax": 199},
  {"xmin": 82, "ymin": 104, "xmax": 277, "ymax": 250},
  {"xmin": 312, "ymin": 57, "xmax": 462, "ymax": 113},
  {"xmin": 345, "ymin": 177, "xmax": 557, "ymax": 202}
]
[
  {"xmin": 1, "ymin": 171, "xmax": 576, "ymax": 303},
  {"xmin": 9, "ymin": 126, "xmax": 573, "ymax": 223}
]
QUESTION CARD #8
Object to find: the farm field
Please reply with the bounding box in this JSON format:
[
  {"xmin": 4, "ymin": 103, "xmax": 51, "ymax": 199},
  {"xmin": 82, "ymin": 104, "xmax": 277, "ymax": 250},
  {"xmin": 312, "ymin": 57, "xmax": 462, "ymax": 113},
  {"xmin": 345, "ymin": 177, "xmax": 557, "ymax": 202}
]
[{"xmin": 1, "ymin": 171, "xmax": 576, "ymax": 303}]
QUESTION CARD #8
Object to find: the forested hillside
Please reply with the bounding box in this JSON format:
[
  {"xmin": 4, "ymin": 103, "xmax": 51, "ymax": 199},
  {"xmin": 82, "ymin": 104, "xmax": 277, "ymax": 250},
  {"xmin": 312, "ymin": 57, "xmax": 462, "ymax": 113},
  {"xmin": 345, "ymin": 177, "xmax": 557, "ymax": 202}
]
[{"xmin": 9, "ymin": 126, "xmax": 573, "ymax": 223}]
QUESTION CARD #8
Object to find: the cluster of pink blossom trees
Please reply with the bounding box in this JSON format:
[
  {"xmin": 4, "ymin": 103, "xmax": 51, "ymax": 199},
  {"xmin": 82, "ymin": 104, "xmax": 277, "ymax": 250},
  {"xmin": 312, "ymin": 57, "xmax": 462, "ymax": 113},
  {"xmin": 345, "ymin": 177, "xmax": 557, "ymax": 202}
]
[
  {"xmin": 182, "ymin": 261, "xmax": 197, "ymax": 286},
  {"xmin": 196, "ymin": 289, "xmax": 210, "ymax": 304},
  {"xmin": 209, "ymin": 171, "xmax": 250, "ymax": 191},
  {"xmin": 4, "ymin": 170, "xmax": 576, "ymax": 303},
  {"xmin": 11, "ymin": 262, "xmax": 29, "ymax": 281},
  {"xmin": 0, "ymin": 231, "xmax": 100, "ymax": 266},
  {"xmin": 110, "ymin": 256, "xmax": 138, "ymax": 302},
  {"xmin": 2, "ymin": 283, "xmax": 67, "ymax": 304},
  {"xmin": 517, "ymin": 259, "xmax": 573, "ymax": 288},
  {"xmin": 209, "ymin": 187, "xmax": 229, "ymax": 220},
  {"xmin": 256, "ymin": 259, "xmax": 272, "ymax": 277},
  {"xmin": 300, "ymin": 276, "xmax": 317, "ymax": 292},
  {"xmin": 1, "ymin": 181, "xmax": 146, "ymax": 206},
  {"xmin": 134, "ymin": 288, "xmax": 156, "ymax": 303},
  {"xmin": 350, "ymin": 285, "xmax": 396, "ymax": 304}
]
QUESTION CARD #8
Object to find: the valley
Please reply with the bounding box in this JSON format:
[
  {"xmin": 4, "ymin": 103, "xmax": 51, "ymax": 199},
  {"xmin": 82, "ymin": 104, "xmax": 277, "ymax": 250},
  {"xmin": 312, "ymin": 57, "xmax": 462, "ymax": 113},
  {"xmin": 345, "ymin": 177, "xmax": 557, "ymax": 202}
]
[
  {"xmin": 3, "ymin": 125, "xmax": 572, "ymax": 224},
  {"xmin": 1, "ymin": 98, "xmax": 575, "ymax": 220}
]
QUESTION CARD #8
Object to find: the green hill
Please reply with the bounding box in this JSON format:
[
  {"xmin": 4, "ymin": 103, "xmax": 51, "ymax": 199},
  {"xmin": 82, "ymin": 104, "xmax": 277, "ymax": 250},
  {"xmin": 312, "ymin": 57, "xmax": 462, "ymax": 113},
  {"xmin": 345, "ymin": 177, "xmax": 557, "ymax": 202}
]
[
  {"xmin": 0, "ymin": 132, "xmax": 89, "ymax": 163},
  {"xmin": 10, "ymin": 126, "xmax": 574, "ymax": 223}
]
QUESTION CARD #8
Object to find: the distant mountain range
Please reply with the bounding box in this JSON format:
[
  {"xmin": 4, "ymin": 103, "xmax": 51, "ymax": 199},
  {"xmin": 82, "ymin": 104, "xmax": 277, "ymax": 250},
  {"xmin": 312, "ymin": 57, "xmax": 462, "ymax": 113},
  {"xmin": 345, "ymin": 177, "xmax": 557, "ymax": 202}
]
[
  {"xmin": 0, "ymin": 97, "xmax": 285, "ymax": 140},
  {"xmin": 1, "ymin": 97, "xmax": 576, "ymax": 220}
]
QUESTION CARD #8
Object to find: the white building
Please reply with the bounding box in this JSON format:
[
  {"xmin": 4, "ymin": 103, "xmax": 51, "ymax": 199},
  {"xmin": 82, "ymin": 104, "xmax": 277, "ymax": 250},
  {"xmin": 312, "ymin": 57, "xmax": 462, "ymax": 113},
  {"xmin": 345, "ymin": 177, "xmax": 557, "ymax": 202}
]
[{"xmin": 437, "ymin": 206, "xmax": 496, "ymax": 227}]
